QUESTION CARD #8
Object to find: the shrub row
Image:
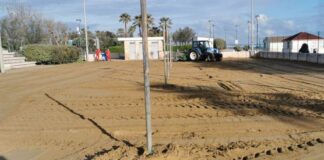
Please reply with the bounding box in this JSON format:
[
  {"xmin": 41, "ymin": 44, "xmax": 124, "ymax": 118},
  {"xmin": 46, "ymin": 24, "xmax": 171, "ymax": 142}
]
[
  {"xmin": 109, "ymin": 46, "xmax": 124, "ymax": 54},
  {"xmin": 172, "ymin": 45, "xmax": 192, "ymax": 52},
  {"xmin": 21, "ymin": 45, "xmax": 80, "ymax": 64}
]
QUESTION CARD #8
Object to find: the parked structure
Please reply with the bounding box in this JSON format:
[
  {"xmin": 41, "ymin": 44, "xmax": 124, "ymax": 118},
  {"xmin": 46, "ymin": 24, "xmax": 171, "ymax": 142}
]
[
  {"xmin": 283, "ymin": 32, "xmax": 324, "ymax": 53},
  {"xmin": 118, "ymin": 37, "xmax": 163, "ymax": 60},
  {"xmin": 263, "ymin": 36, "xmax": 287, "ymax": 52}
]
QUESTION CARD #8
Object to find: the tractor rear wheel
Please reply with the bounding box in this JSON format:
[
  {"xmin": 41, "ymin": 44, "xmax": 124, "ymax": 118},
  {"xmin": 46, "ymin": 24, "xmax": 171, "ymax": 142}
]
[{"xmin": 189, "ymin": 52, "xmax": 198, "ymax": 61}]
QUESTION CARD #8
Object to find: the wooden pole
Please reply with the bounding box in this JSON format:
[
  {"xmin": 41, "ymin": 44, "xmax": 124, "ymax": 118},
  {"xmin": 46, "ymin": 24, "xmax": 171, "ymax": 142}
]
[
  {"xmin": 140, "ymin": 0, "xmax": 153, "ymax": 154},
  {"xmin": 163, "ymin": 22, "xmax": 167, "ymax": 85},
  {"xmin": 0, "ymin": 27, "xmax": 5, "ymax": 73},
  {"xmin": 83, "ymin": 0, "xmax": 89, "ymax": 61}
]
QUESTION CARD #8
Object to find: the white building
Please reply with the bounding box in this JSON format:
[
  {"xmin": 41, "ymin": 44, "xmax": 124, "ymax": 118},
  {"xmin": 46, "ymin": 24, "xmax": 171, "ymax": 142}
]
[
  {"xmin": 263, "ymin": 36, "xmax": 287, "ymax": 52},
  {"xmin": 283, "ymin": 32, "xmax": 324, "ymax": 53},
  {"xmin": 118, "ymin": 37, "xmax": 164, "ymax": 60}
]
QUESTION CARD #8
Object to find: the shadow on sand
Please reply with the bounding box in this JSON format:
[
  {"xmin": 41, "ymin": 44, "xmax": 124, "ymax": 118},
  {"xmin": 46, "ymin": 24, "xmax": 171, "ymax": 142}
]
[
  {"xmin": 44, "ymin": 93, "xmax": 145, "ymax": 160},
  {"xmin": 149, "ymin": 83, "xmax": 324, "ymax": 128}
]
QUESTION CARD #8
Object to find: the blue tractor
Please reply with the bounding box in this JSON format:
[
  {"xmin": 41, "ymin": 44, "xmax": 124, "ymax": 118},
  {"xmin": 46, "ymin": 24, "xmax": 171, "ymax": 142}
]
[{"xmin": 186, "ymin": 40, "xmax": 223, "ymax": 62}]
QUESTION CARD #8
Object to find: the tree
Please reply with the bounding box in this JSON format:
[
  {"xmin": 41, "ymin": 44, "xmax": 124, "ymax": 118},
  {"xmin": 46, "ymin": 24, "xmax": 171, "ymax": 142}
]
[
  {"xmin": 159, "ymin": 17, "xmax": 172, "ymax": 29},
  {"xmin": 149, "ymin": 27, "xmax": 162, "ymax": 37},
  {"xmin": 234, "ymin": 45, "xmax": 242, "ymax": 52},
  {"xmin": 172, "ymin": 27, "xmax": 196, "ymax": 45},
  {"xmin": 214, "ymin": 38, "xmax": 226, "ymax": 50},
  {"xmin": 119, "ymin": 13, "xmax": 131, "ymax": 37},
  {"xmin": 0, "ymin": 4, "xmax": 69, "ymax": 51},
  {"xmin": 95, "ymin": 31, "xmax": 118, "ymax": 51},
  {"xmin": 132, "ymin": 14, "xmax": 154, "ymax": 36},
  {"xmin": 159, "ymin": 17, "xmax": 172, "ymax": 40},
  {"xmin": 116, "ymin": 28, "xmax": 125, "ymax": 37},
  {"xmin": 299, "ymin": 43, "xmax": 310, "ymax": 53}
]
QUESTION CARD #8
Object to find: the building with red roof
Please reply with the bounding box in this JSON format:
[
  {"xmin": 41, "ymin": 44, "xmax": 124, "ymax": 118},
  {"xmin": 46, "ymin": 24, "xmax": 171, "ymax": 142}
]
[{"xmin": 264, "ymin": 32, "xmax": 324, "ymax": 54}]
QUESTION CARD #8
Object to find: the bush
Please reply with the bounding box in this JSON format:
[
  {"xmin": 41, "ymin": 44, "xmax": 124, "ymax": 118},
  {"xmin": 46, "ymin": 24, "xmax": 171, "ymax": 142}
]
[
  {"xmin": 172, "ymin": 45, "xmax": 192, "ymax": 52},
  {"xmin": 234, "ymin": 45, "xmax": 242, "ymax": 52},
  {"xmin": 243, "ymin": 45, "xmax": 250, "ymax": 51},
  {"xmin": 214, "ymin": 38, "xmax": 226, "ymax": 50},
  {"xmin": 21, "ymin": 44, "xmax": 80, "ymax": 64},
  {"xmin": 109, "ymin": 46, "xmax": 124, "ymax": 53}
]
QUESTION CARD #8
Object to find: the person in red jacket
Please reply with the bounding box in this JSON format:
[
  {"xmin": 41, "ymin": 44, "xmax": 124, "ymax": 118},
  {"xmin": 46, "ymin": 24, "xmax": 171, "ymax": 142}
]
[
  {"xmin": 105, "ymin": 49, "xmax": 111, "ymax": 61},
  {"xmin": 95, "ymin": 49, "xmax": 101, "ymax": 61}
]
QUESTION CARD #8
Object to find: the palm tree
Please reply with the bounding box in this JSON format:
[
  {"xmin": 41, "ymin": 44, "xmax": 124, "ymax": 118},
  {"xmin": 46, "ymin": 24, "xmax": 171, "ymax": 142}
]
[
  {"xmin": 132, "ymin": 14, "xmax": 154, "ymax": 36},
  {"xmin": 119, "ymin": 13, "xmax": 131, "ymax": 37},
  {"xmin": 159, "ymin": 17, "xmax": 172, "ymax": 29},
  {"xmin": 160, "ymin": 17, "xmax": 172, "ymax": 42}
]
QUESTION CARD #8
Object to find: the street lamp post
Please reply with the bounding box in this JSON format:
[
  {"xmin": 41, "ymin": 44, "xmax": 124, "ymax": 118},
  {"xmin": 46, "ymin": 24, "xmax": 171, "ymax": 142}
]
[
  {"xmin": 212, "ymin": 24, "xmax": 216, "ymax": 39},
  {"xmin": 140, "ymin": 0, "xmax": 153, "ymax": 154},
  {"xmin": 208, "ymin": 20, "xmax": 213, "ymax": 39},
  {"xmin": 255, "ymin": 15, "xmax": 260, "ymax": 49},
  {"xmin": 248, "ymin": 21, "xmax": 251, "ymax": 49},
  {"xmin": 251, "ymin": 0, "xmax": 254, "ymax": 54},
  {"xmin": 235, "ymin": 25, "xmax": 238, "ymax": 42},
  {"xmin": 83, "ymin": 0, "xmax": 89, "ymax": 61},
  {"xmin": 76, "ymin": 19, "xmax": 83, "ymax": 60}
]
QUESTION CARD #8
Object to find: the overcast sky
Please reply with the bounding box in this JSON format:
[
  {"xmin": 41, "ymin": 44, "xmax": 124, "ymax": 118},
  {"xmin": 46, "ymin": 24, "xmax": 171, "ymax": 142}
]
[{"xmin": 0, "ymin": 0, "xmax": 323, "ymax": 44}]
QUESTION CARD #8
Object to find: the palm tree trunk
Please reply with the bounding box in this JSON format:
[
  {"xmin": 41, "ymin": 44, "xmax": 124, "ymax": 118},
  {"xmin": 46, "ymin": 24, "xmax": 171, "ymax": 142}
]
[{"xmin": 124, "ymin": 22, "xmax": 127, "ymax": 37}]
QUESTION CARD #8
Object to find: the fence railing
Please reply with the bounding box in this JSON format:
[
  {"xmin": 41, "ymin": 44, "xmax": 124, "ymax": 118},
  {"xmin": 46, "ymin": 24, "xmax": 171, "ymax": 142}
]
[{"xmin": 256, "ymin": 52, "xmax": 324, "ymax": 64}]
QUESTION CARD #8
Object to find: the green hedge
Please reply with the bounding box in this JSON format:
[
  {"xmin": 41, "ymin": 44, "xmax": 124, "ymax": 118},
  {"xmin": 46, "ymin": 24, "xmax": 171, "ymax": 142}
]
[
  {"xmin": 21, "ymin": 45, "xmax": 80, "ymax": 64},
  {"xmin": 172, "ymin": 45, "xmax": 192, "ymax": 52},
  {"xmin": 109, "ymin": 46, "xmax": 124, "ymax": 54}
]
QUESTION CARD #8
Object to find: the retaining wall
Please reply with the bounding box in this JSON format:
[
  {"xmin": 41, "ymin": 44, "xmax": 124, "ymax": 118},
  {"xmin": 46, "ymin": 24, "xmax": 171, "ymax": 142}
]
[{"xmin": 257, "ymin": 52, "xmax": 324, "ymax": 64}]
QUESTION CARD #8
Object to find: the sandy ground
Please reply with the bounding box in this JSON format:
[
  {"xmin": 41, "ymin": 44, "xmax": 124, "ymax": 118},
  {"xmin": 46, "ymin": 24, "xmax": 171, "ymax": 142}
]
[{"xmin": 0, "ymin": 59, "xmax": 324, "ymax": 160}]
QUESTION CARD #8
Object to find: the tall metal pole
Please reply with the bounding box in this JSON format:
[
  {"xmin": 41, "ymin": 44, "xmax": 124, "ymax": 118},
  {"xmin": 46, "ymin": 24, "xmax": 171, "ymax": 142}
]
[
  {"xmin": 256, "ymin": 15, "xmax": 260, "ymax": 49},
  {"xmin": 208, "ymin": 20, "xmax": 212, "ymax": 39},
  {"xmin": 318, "ymin": 32, "xmax": 320, "ymax": 53},
  {"xmin": 0, "ymin": 28, "xmax": 5, "ymax": 73},
  {"xmin": 248, "ymin": 21, "xmax": 251, "ymax": 49},
  {"xmin": 251, "ymin": 0, "xmax": 254, "ymax": 54},
  {"xmin": 212, "ymin": 24, "xmax": 215, "ymax": 39},
  {"xmin": 235, "ymin": 25, "xmax": 238, "ymax": 42},
  {"xmin": 140, "ymin": 0, "xmax": 153, "ymax": 154},
  {"xmin": 83, "ymin": 0, "xmax": 89, "ymax": 61}
]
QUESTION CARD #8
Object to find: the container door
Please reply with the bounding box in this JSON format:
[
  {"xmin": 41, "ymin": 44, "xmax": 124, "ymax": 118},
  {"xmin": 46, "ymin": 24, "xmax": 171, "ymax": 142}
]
[
  {"xmin": 151, "ymin": 42, "xmax": 159, "ymax": 59},
  {"xmin": 129, "ymin": 42, "xmax": 136, "ymax": 60}
]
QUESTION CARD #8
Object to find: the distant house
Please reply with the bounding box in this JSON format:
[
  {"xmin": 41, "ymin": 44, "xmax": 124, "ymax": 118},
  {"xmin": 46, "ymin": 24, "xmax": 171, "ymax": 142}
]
[
  {"xmin": 263, "ymin": 32, "xmax": 324, "ymax": 54},
  {"xmin": 283, "ymin": 32, "xmax": 324, "ymax": 53},
  {"xmin": 263, "ymin": 36, "xmax": 288, "ymax": 52}
]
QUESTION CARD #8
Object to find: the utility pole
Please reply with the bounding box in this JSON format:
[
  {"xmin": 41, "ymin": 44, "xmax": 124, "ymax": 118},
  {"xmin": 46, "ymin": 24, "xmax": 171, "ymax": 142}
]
[
  {"xmin": 83, "ymin": 0, "xmax": 89, "ymax": 61},
  {"xmin": 251, "ymin": 0, "xmax": 254, "ymax": 54},
  {"xmin": 0, "ymin": 28, "xmax": 5, "ymax": 73},
  {"xmin": 140, "ymin": 0, "xmax": 153, "ymax": 154}
]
